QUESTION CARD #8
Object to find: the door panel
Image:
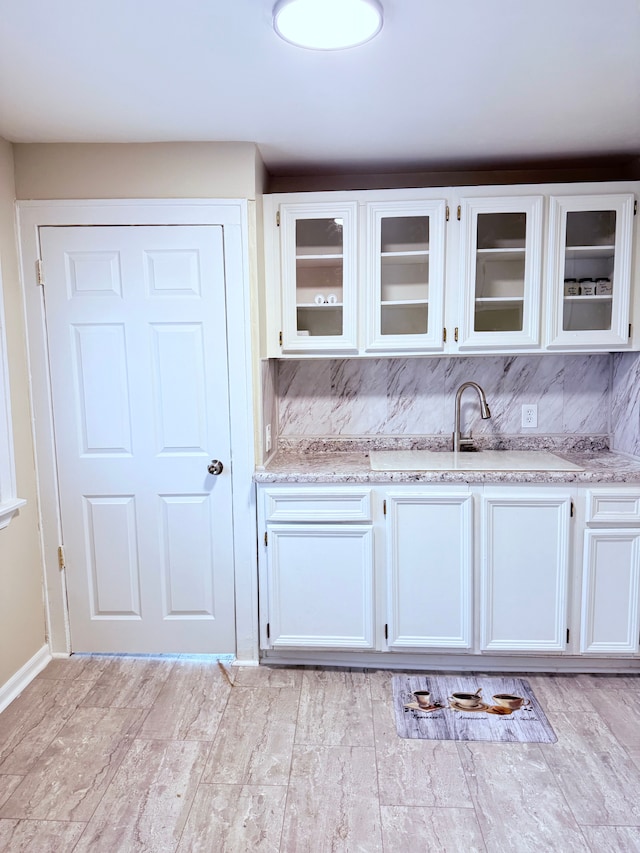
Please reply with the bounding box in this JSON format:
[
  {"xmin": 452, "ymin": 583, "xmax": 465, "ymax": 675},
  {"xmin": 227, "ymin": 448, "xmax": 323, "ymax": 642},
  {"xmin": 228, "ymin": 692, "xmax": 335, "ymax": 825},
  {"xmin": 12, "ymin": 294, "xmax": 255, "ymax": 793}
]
[
  {"xmin": 266, "ymin": 524, "xmax": 375, "ymax": 649},
  {"xmin": 83, "ymin": 495, "xmax": 140, "ymax": 616},
  {"xmin": 386, "ymin": 492, "xmax": 473, "ymax": 649},
  {"xmin": 40, "ymin": 225, "xmax": 236, "ymax": 653},
  {"xmin": 580, "ymin": 529, "xmax": 640, "ymax": 654},
  {"xmin": 73, "ymin": 323, "xmax": 133, "ymax": 455},
  {"xmin": 480, "ymin": 493, "xmax": 571, "ymax": 652}
]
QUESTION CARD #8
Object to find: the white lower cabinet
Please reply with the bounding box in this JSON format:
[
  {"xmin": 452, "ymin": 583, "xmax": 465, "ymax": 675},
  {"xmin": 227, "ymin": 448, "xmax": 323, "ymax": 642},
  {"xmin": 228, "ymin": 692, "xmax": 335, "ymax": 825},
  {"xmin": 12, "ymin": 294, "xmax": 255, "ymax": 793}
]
[
  {"xmin": 580, "ymin": 530, "xmax": 640, "ymax": 654},
  {"xmin": 579, "ymin": 488, "xmax": 640, "ymax": 655},
  {"xmin": 386, "ymin": 490, "xmax": 473, "ymax": 649},
  {"xmin": 480, "ymin": 490, "xmax": 572, "ymax": 652},
  {"xmin": 266, "ymin": 524, "xmax": 374, "ymax": 649},
  {"xmin": 257, "ymin": 483, "xmax": 640, "ymax": 664},
  {"xmin": 259, "ymin": 487, "xmax": 375, "ymax": 650}
]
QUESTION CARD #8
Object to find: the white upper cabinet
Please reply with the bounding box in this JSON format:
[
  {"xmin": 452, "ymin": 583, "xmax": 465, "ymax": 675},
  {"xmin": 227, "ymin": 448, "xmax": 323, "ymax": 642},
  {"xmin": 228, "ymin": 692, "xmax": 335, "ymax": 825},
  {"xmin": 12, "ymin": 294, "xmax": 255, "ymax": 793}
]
[
  {"xmin": 364, "ymin": 199, "xmax": 447, "ymax": 352},
  {"xmin": 546, "ymin": 193, "xmax": 635, "ymax": 349},
  {"xmin": 456, "ymin": 195, "xmax": 543, "ymax": 350},
  {"xmin": 279, "ymin": 201, "xmax": 358, "ymax": 353},
  {"xmin": 264, "ymin": 183, "xmax": 638, "ymax": 357}
]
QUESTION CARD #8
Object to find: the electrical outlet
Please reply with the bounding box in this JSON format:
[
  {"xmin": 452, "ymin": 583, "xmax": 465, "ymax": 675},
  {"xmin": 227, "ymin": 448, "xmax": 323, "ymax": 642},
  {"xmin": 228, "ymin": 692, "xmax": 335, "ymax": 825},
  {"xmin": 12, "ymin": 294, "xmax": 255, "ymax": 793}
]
[
  {"xmin": 265, "ymin": 423, "xmax": 272, "ymax": 453},
  {"xmin": 522, "ymin": 404, "xmax": 538, "ymax": 429}
]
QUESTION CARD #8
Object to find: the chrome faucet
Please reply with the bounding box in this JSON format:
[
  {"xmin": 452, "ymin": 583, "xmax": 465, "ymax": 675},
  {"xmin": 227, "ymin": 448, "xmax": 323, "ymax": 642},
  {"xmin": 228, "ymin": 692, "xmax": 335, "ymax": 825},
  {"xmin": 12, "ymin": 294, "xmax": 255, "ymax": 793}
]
[{"xmin": 453, "ymin": 382, "xmax": 491, "ymax": 452}]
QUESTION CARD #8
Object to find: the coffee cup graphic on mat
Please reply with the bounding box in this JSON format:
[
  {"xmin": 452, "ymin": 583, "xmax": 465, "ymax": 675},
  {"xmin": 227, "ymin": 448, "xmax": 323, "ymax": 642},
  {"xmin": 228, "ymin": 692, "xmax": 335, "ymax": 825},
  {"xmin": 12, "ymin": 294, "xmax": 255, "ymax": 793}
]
[
  {"xmin": 413, "ymin": 691, "xmax": 431, "ymax": 708},
  {"xmin": 449, "ymin": 689, "xmax": 482, "ymax": 709},
  {"xmin": 492, "ymin": 694, "xmax": 530, "ymax": 710}
]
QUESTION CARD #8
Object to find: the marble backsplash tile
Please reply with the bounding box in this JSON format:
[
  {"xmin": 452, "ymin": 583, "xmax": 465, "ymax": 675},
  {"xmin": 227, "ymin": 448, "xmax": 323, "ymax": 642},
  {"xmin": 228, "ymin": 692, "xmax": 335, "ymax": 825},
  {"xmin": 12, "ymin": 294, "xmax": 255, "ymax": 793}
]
[
  {"xmin": 611, "ymin": 351, "xmax": 640, "ymax": 456},
  {"xmin": 277, "ymin": 354, "xmax": 613, "ymax": 438}
]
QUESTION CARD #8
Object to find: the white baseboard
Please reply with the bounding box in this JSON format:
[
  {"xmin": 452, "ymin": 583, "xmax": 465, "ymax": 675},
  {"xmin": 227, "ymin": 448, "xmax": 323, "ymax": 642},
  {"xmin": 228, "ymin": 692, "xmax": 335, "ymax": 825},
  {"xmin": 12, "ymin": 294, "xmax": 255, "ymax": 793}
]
[{"xmin": 0, "ymin": 645, "xmax": 52, "ymax": 713}]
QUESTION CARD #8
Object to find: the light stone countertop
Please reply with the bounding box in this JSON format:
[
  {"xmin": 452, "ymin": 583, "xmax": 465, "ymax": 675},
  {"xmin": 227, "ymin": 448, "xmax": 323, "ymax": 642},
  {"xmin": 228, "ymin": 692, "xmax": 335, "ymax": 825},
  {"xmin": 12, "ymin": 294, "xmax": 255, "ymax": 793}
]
[{"xmin": 254, "ymin": 436, "xmax": 640, "ymax": 485}]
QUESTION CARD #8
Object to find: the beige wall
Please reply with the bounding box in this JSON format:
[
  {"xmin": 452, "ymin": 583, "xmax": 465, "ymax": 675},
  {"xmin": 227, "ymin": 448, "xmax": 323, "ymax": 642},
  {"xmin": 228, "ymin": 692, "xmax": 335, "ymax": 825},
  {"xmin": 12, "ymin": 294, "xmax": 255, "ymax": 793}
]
[
  {"xmin": 0, "ymin": 139, "xmax": 46, "ymax": 689},
  {"xmin": 14, "ymin": 141, "xmax": 262, "ymax": 200}
]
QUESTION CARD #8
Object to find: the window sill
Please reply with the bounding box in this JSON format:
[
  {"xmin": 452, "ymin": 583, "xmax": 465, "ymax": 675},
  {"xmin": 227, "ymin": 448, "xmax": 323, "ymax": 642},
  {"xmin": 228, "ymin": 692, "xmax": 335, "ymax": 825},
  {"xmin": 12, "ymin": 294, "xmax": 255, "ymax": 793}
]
[{"xmin": 0, "ymin": 498, "xmax": 27, "ymax": 530}]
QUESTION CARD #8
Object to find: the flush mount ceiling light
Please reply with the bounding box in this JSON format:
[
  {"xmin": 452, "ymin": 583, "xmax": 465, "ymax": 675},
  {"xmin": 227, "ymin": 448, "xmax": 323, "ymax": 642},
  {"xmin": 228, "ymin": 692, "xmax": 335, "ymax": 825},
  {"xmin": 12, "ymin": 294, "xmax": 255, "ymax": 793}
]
[{"xmin": 273, "ymin": 0, "xmax": 383, "ymax": 50}]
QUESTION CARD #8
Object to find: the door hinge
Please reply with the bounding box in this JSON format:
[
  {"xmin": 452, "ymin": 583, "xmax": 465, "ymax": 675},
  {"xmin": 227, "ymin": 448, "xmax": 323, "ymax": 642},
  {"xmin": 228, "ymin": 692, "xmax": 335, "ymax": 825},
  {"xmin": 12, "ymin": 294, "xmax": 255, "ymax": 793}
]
[
  {"xmin": 566, "ymin": 628, "xmax": 570, "ymax": 644},
  {"xmin": 36, "ymin": 259, "xmax": 44, "ymax": 286},
  {"xmin": 384, "ymin": 623, "xmax": 388, "ymax": 640},
  {"xmin": 446, "ymin": 205, "xmax": 450, "ymax": 222},
  {"xmin": 279, "ymin": 331, "xmax": 283, "ymax": 347},
  {"xmin": 383, "ymin": 499, "xmax": 387, "ymax": 516},
  {"xmin": 634, "ymin": 199, "xmax": 637, "ymax": 216},
  {"xmin": 264, "ymin": 531, "xmax": 268, "ymax": 546},
  {"xmin": 266, "ymin": 623, "xmax": 270, "ymax": 638},
  {"xmin": 629, "ymin": 324, "xmax": 632, "ymax": 339},
  {"xmin": 457, "ymin": 205, "xmax": 461, "ymax": 220},
  {"xmin": 57, "ymin": 545, "xmax": 65, "ymax": 570},
  {"xmin": 570, "ymin": 501, "xmax": 575, "ymax": 517},
  {"xmin": 454, "ymin": 327, "xmax": 459, "ymax": 342},
  {"xmin": 443, "ymin": 327, "xmax": 447, "ymax": 343},
  {"xmin": 276, "ymin": 210, "xmax": 280, "ymax": 226}
]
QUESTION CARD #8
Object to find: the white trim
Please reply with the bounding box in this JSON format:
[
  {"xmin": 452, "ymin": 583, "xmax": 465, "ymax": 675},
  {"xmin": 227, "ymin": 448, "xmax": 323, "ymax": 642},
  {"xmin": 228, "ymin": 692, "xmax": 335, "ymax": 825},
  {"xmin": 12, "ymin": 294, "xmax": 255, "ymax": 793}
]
[
  {"xmin": 0, "ymin": 261, "xmax": 25, "ymax": 528},
  {"xmin": 16, "ymin": 199, "xmax": 258, "ymax": 661},
  {"xmin": 259, "ymin": 648, "xmax": 640, "ymax": 672},
  {"xmin": 0, "ymin": 645, "xmax": 51, "ymax": 713}
]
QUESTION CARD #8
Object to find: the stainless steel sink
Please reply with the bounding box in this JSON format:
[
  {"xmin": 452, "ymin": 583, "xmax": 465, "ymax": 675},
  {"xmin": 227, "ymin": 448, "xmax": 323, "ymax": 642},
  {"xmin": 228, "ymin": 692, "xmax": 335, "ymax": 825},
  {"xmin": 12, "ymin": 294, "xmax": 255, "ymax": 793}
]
[{"xmin": 369, "ymin": 449, "xmax": 583, "ymax": 472}]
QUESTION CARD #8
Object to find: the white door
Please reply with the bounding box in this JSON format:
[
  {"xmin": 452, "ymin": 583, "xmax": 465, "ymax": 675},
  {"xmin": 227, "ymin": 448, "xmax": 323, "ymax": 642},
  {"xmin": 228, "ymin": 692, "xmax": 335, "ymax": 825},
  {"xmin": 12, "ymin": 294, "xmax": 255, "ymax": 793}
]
[
  {"xmin": 480, "ymin": 491, "xmax": 571, "ymax": 652},
  {"xmin": 40, "ymin": 225, "xmax": 236, "ymax": 653},
  {"xmin": 279, "ymin": 201, "xmax": 359, "ymax": 354},
  {"xmin": 386, "ymin": 491, "xmax": 473, "ymax": 649},
  {"xmin": 265, "ymin": 524, "xmax": 375, "ymax": 649},
  {"xmin": 580, "ymin": 529, "xmax": 640, "ymax": 654},
  {"xmin": 546, "ymin": 193, "xmax": 635, "ymax": 350},
  {"xmin": 364, "ymin": 199, "xmax": 447, "ymax": 354},
  {"xmin": 456, "ymin": 195, "xmax": 543, "ymax": 351}
]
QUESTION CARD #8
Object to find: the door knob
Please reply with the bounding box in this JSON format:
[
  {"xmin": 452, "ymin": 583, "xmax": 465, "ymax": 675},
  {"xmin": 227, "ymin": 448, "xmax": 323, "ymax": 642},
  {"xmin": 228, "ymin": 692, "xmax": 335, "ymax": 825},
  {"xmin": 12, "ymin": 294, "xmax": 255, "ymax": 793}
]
[{"xmin": 207, "ymin": 459, "xmax": 224, "ymax": 475}]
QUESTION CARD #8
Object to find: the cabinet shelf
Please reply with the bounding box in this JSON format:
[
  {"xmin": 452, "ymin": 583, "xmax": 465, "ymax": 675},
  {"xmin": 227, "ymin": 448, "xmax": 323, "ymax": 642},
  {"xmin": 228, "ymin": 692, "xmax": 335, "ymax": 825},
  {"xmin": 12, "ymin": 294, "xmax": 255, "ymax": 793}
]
[
  {"xmin": 297, "ymin": 302, "xmax": 343, "ymax": 309},
  {"xmin": 563, "ymin": 294, "xmax": 613, "ymax": 303},
  {"xmin": 564, "ymin": 249, "xmax": 615, "ymax": 266},
  {"xmin": 296, "ymin": 255, "xmax": 343, "ymax": 268},
  {"xmin": 381, "ymin": 250, "xmax": 430, "ymax": 263},
  {"xmin": 475, "ymin": 296, "xmax": 524, "ymax": 304},
  {"xmin": 565, "ymin": 244, "xmax": 615, "ymax": 257},
  {"xmin": 381, "ymin": 299, "xmax": 429, "ymax": 306},
  {"xmin": 476, "ymin": 247, "xmax": 526, "ymax": 256}
]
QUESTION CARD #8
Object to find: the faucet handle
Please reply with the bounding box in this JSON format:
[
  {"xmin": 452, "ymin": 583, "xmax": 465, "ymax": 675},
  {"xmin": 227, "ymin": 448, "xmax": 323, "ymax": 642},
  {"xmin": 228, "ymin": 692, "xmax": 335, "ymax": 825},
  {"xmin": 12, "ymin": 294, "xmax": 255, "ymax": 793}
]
[{"xmin": 454, "ymin": 432, "xmax": 476, "ymax": 452}]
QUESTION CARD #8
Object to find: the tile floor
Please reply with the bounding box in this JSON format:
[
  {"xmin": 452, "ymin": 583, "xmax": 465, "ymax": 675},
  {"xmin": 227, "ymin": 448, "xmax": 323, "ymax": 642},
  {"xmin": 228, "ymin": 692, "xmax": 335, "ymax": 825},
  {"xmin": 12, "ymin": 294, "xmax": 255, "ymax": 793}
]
[{"xmin": 1, "ymin": 657, "xmax": 640, "ymax": 851}]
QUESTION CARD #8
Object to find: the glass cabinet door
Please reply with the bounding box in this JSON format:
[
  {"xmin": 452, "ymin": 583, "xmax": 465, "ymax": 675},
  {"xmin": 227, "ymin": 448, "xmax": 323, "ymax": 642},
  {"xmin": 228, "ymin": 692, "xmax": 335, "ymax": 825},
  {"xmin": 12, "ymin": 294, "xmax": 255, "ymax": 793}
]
[
  {"xmin": 457, "ymin": 196, "xmax": 543, "ymax": 350},
  {"xmin": 279, "ymin": 202, "xmax": 358, "ymax": 353},
  {"xmin": 547, "ymin": 194, "xmax": 635, "ymax": 349},
  {"xmin": 365, "ymin": 200, "xmax": 446, "ymax": 352}
]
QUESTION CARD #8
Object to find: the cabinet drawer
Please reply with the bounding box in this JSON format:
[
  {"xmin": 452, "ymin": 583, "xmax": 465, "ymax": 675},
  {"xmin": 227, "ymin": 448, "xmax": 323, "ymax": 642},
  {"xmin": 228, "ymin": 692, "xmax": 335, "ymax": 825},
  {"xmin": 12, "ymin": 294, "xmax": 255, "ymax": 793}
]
[
  {"xmin": 263, "ymin": 487, "xmax": 372, "ymax": 522},
  {"xmin": 586, "ymin": 490, "xmax": 640, "ymax": 526}
]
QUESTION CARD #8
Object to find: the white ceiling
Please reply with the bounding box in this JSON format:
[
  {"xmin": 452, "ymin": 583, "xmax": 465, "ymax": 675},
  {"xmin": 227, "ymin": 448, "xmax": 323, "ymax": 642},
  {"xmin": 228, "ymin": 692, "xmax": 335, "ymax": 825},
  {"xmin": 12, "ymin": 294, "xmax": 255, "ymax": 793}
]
[{"xmin": 1, "ymin": 0, "xmax": 639, "ymax": 175}]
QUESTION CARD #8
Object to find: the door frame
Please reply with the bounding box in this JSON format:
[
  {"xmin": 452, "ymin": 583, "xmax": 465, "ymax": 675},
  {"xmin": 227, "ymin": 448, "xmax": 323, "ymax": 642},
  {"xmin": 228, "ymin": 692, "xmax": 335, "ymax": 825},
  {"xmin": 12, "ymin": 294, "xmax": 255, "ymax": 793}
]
[{"xmin": 16, "ymin": 200, "xmax": 259, "ymax": 662}]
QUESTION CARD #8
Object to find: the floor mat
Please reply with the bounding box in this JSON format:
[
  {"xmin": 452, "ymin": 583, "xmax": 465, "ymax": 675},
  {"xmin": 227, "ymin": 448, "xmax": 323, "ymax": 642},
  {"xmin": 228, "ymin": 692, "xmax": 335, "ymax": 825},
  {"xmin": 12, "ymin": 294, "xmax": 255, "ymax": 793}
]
[{"xmin": 392, "ymin": 674, "xmax": 557, "ymax": 743}]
